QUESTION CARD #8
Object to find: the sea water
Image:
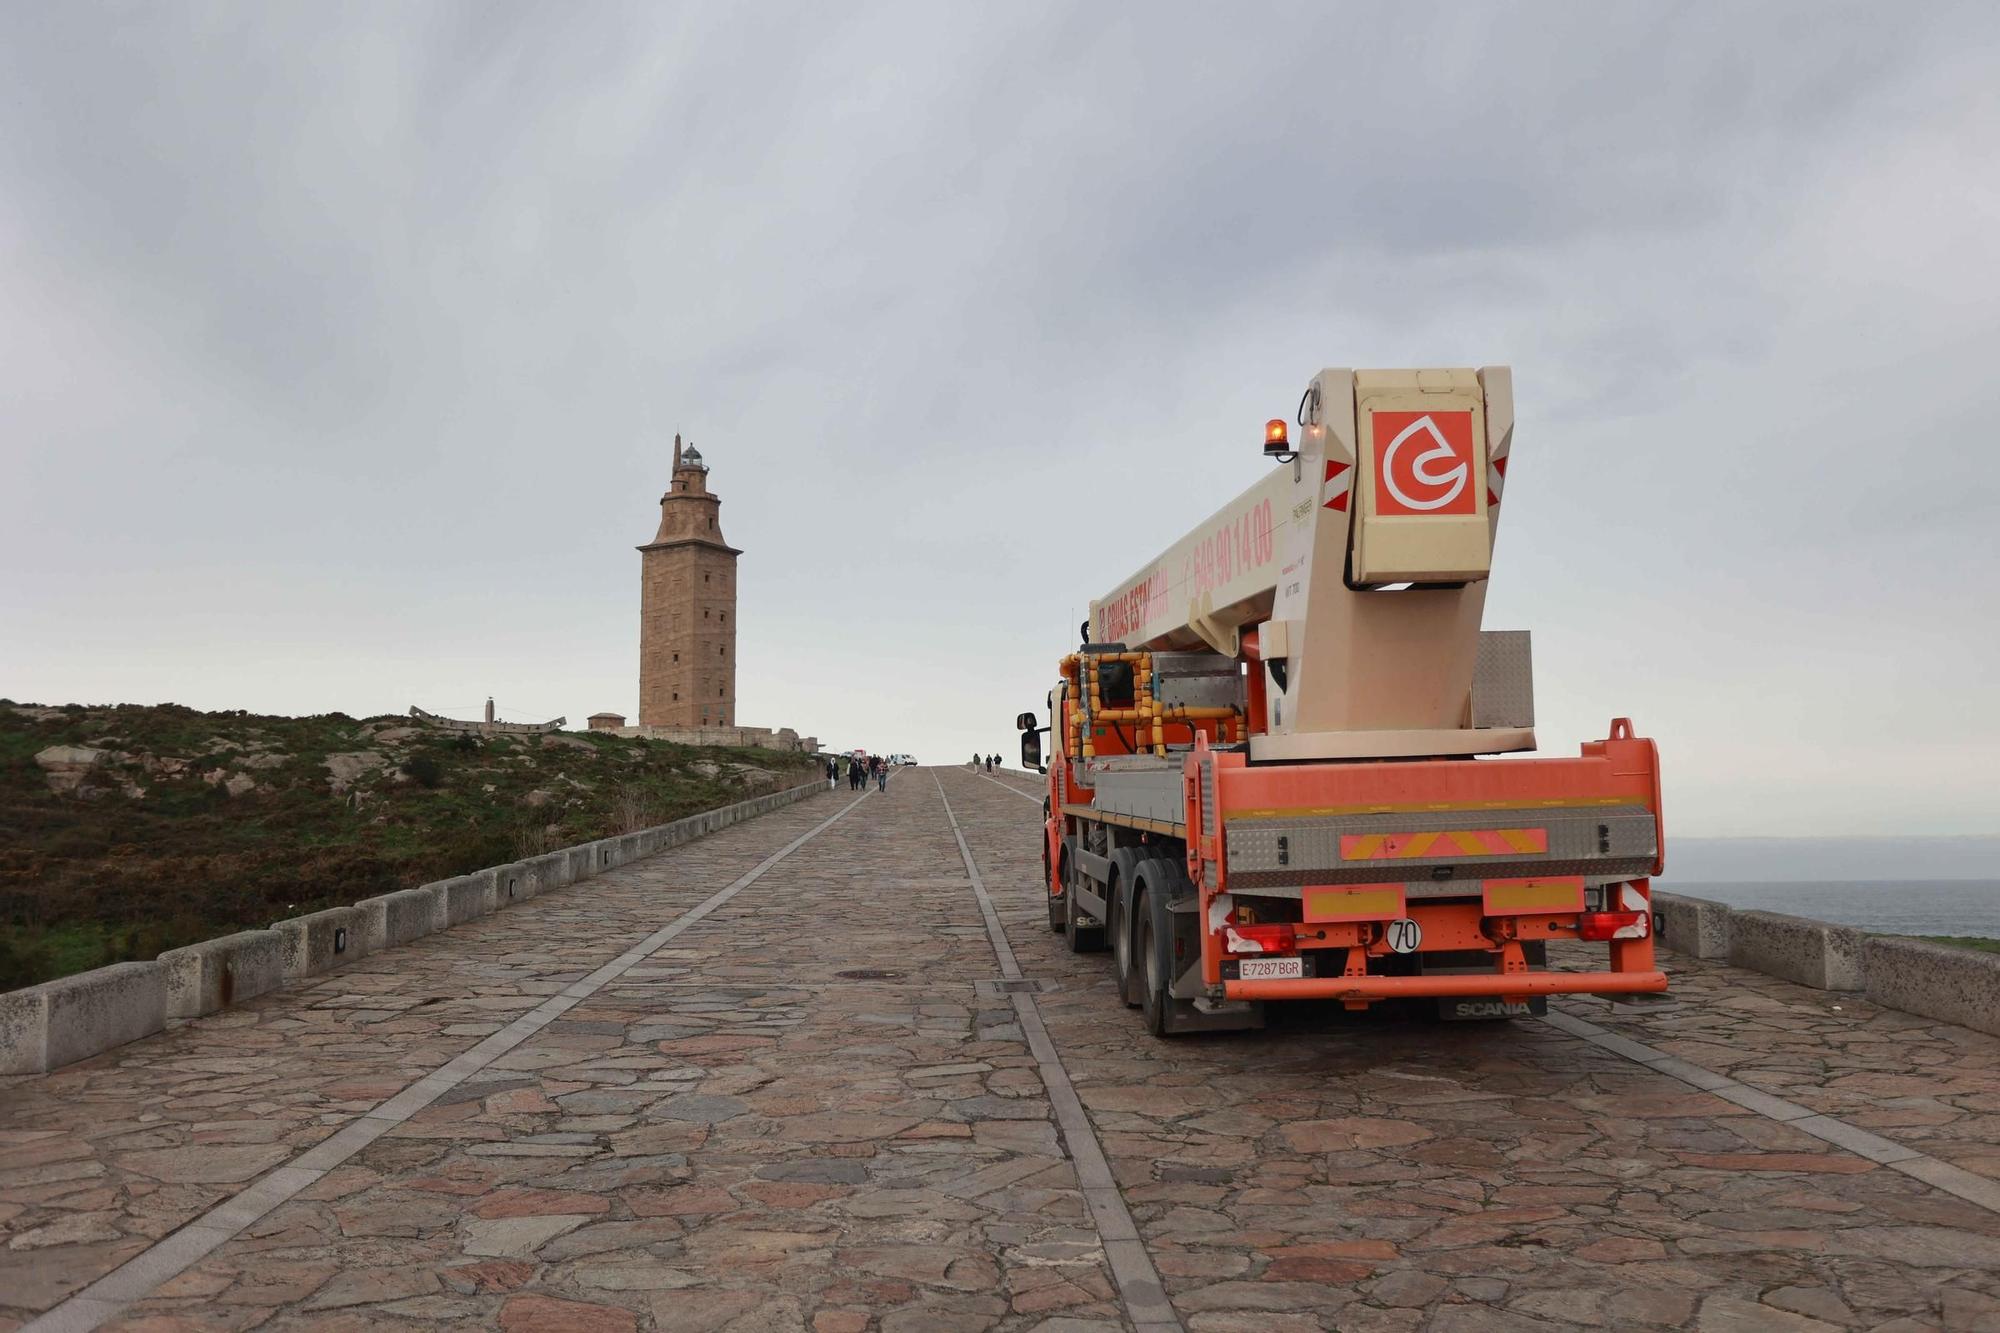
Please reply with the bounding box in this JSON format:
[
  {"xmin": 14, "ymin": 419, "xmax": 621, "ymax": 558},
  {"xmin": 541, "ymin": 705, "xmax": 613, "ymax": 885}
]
[{"xmin": 1660, "ymin": 880, "xmax": 2000, "ymax": 938}]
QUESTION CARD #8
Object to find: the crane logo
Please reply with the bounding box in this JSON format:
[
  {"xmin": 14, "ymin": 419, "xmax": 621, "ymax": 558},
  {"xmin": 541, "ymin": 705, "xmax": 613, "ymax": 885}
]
[{"xmin": 1372, "ymin": 410, "xmax": 1477, "ymax": 516}]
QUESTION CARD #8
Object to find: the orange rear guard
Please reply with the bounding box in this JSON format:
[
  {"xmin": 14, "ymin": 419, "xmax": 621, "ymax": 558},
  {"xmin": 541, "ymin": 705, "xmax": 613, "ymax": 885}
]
[
  {"xmin": 1196, "ymin": 719, "xmax": 1666, "ymax": 997},
  {"xmin": 1225, "ymin": 968, "xmax": 1667, "ymax": 1002}
]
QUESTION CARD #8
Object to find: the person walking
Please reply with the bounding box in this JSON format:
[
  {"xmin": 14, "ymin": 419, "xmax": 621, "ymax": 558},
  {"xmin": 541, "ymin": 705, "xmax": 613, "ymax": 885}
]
[
  {"xmin": 876, "ymin": 756, "xmax": 889, "ymax": 792},
  {"xmin": 825, "ymin": 756, "xmax": 837, "ymax": 789},
  {"xmin": 848, "ymin": 754, "xmax": 864, "ymax": 791}
]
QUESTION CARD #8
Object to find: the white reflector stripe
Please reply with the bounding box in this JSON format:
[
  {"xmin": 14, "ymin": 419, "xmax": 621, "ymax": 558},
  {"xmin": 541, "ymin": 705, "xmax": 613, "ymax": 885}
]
[{"xmin": 1615, "ymin": 883, "xmax": 1650, "ymax": 938}]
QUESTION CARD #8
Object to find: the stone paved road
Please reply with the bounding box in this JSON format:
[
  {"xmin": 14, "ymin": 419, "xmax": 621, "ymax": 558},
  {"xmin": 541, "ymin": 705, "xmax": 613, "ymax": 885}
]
[{"xmin": 5, "ymin": 769, "xmax": 2000, "ymax": 1331}]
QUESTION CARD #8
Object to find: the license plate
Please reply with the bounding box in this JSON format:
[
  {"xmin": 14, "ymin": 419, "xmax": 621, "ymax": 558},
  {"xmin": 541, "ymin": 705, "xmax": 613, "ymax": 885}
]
[{"xmin": 1238, "ymin": 957, "xmax": 1303, "ymax": 981}]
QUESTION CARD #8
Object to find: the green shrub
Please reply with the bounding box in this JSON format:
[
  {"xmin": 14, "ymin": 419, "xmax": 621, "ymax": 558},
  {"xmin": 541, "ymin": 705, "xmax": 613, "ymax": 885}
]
[
  {"xmin": 402, "ymin": 755, "xmax": 444, "ymax": 788},
  {"xmin": 0, "ymin": 932, "xmax": 53, "ymax": 992}
]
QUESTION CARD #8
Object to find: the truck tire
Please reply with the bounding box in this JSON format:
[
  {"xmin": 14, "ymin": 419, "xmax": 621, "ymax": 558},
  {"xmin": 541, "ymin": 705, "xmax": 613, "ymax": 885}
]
[
  {"xmin": 1117, "ymin": 856, "xmax": 1174, "ymax": 1009},
  {"xmin": 1138, "ymin": 882, "xmax": 1173, "ymax": 1036},
  {"xmin": 1066, "ymin": 849, "xmax": 1106, "ymax": 952}
]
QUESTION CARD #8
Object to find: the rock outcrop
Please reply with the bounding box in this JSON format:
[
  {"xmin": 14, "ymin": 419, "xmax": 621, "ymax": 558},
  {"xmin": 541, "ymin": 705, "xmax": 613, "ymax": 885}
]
[
  {"xmin": 323, "ymin": 751, "xmax": 387, "ymax": 795},
  {"xmin": 34, "ymin": 745, "xmax": 108, "ymax": 795}
]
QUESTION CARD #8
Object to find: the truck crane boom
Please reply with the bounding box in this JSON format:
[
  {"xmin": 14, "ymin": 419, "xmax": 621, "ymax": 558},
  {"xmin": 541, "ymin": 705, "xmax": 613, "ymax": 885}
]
[
  {"xmin": 1021, "ymin": 365, "xmax": 1665, "ymax": 1036},
  {"xmin": 1091, "ymin": 367, "xmax": 1524, "ymax": 760}
]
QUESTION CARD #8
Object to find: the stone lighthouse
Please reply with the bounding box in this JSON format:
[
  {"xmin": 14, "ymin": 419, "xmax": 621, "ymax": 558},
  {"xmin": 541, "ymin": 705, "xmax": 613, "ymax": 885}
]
[{"xmin": 638, "ymin": 435, "xmax": 740, "ymax": 728}]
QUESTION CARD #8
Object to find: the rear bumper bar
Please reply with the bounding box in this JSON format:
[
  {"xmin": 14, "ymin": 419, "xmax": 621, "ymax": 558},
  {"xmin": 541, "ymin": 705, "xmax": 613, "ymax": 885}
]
[{"xmin": 1223, "ymin": 969, "xmax": 1668, "ymax": 1002}]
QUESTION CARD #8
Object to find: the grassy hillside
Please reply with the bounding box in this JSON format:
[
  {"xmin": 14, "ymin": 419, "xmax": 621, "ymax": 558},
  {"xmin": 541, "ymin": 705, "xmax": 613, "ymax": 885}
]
[
  {"xmin": 0, "ymin": 701, "xmax": 816, "ymax": 989},
  {"xmin": 1920, "ymin": 936, "xmax": 2000, "ymax": 955}
]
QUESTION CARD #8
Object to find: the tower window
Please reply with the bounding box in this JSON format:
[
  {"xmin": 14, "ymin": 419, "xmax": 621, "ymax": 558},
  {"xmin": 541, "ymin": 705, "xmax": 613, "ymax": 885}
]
[
  {"xmin": 672, "ymin": 653, "xmax": 679, "ymax": 662},
  {"xmin": 719, "ymin": 646, "xmax": 725, "ymax": 656},
  {"xmin": 704, "ymin": 574, "xmax": 710, "ymax": 584},
  {"xmin": 717, "ymin": 688, "xmax": 724, "ymax": 698},
  {"xmin": 672, "ymin": 692, "xmax": 679, "ymax": 701}
]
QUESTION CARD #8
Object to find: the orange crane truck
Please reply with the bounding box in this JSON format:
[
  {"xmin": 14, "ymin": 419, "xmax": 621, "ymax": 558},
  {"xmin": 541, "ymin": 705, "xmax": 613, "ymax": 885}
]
[{"xmin": 1016, "ymin": 366, "xmax": 1666, "ymax": 1035}]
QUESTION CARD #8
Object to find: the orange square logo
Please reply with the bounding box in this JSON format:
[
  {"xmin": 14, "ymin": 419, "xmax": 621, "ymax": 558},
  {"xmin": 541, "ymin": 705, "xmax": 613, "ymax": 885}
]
[{"xmin": 1371, "ymin": 410, "xmax": 1478, "ymax": 516}]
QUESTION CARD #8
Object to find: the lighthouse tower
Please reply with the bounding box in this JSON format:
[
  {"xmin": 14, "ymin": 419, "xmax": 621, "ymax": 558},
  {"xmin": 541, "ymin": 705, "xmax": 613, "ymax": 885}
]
[{"xmin": 637, "ymin": 435, "xmax": 740, "ymax": 728}]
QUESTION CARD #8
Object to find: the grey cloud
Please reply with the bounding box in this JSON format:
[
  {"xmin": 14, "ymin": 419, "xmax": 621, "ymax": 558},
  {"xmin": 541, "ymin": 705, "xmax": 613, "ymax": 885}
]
[{"xmin": 3, "ymin": 2, "xmax": 1996, "ymax": 834}]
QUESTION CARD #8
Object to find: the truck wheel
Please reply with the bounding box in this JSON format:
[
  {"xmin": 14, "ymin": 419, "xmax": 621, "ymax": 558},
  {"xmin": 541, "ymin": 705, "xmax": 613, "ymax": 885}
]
[
  {"xmin": 1116, "ymin": 857, "xmax": 1165, "ymax": 1008},
  {"xmin": 1111, "ymin": 890, "xmax": 1139, "ymax": 1007},
  {"xmin": 1138, "ymin": 885, "xmax": 1174, "ymax": 1036},
  {"xmin": 1066, "ymin": 854, "xmax": 1106, "ymax": 953}
]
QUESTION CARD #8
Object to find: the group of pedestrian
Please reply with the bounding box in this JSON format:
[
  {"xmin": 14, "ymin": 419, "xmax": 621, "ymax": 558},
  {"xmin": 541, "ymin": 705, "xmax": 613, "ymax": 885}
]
[
  {"xmin": 970, "ymin": 753, "xmax": 1001, "ymax": 772},
  {"xmin": 827, "ymin": 753, "xmax": 891, "ymax": 793}
]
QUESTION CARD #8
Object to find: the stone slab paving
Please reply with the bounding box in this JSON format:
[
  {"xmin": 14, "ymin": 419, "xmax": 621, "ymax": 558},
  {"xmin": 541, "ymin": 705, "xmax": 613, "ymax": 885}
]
[
  {"xmin": 0, "ymin": 792, "xmax": 845, "ymax": 1328},
  {"xmin": 6, "ymin": 779, "xmax": 1135, "ymax": 1332},
  {"xmin": 1552, "ymin": 954, "xmax": 2000, "ymax": 1185},
  {"xmin": 944, "ymin": 767, "xmax": 2000, "ymax": 1332},
  {"xmin": 9, "ymin": 768, "xmax": 2000, "ymax": 1331}
]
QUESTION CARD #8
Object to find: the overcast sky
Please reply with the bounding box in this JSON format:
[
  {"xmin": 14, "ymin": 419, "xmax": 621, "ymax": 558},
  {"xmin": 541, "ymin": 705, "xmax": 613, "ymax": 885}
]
[{"xmin": 3, "ymin": 3, "xmax": 1996, "ymax": 839}]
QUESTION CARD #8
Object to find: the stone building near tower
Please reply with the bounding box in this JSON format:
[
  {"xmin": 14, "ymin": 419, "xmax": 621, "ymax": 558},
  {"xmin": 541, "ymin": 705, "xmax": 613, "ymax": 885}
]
[{"xmin": 638, "ymin": 435, "xmax": 739, "ymax": 728}]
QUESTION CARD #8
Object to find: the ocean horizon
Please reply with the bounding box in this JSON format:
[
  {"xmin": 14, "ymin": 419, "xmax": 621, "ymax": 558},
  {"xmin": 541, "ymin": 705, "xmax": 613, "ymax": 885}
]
[{"xmin": 1657, "ymin": 878, "xmax": 2000, "ymax": 938}]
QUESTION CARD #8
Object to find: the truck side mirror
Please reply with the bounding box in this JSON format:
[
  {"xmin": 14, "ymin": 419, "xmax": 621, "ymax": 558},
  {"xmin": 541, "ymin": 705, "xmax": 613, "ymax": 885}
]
[
  {"xmin": 1020, "ymin": 729, "xmax": 1043, "ymax": 772},
  {"xmin": 1016, "ymin": 712, "xmax": 1037, "ymax": 731}
]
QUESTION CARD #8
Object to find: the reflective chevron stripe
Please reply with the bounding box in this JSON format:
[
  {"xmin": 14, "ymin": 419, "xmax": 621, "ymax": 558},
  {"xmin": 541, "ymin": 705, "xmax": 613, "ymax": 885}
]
[{"xmin": 1340, "ymin": 827, "xmax": 1548, "ymax": 860}]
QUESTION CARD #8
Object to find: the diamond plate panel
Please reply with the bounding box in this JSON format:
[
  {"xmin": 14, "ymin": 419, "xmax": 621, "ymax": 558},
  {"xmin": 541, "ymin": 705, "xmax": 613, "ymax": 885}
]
[
  {"xmin": 1154, "ymin": 650, "xmax": 1246, "ymax": 711},
  {"xmin": 1472, "ymin": 630, "xmax": 1534, "ymax": 729},
  {"xmin": 1090, "ymin": 768, "xmax": 1185, "ymax": 825},
  {"xmin": 1223, "ymin": 804, "xmax": 1656, "ymax": 889}
]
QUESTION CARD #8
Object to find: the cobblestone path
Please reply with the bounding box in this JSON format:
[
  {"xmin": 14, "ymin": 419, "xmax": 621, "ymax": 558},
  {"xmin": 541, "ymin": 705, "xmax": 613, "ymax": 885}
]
[{"xmin": 5, "ymin": 770, "xmax": 2000, "ymax": 1331}]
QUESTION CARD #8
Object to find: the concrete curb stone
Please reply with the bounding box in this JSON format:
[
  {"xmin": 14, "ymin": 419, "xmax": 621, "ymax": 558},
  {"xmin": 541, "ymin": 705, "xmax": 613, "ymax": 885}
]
[
  {"xmin": 1728, "ymin": 909, "xmax": 1866, "ymax": 991},
  {"xmin": 1865, "ymin": 936, "xmax": 2000, "ymax": 1038},
  {"xmin": 159, "ymin": 930, "xmax": 285, "ymax": 1019},
  {"xmin": 271, "ymin": 906, "xmax": 371, "ymax": 981},
  {"xmin": 0, "ymin": 962, "xmax": 166, "ymax": 1075},
  {"xmin": 490, "ymin": 861, "xmax": 532, "ymax": 907},
  {"xmin": 427, "ymin": 869, "xmax": 498, "ymax": 930},
  {"xmin": 357, "ymin": 888, "xmax": 438, "ymax": 953},
  {"xmin": 524, "ymin": 852, "xmax": 568, "ymax": 896},
  {"xmin": 1654, "ymin": 891, "xmax": 1732, "ymax": 960}
]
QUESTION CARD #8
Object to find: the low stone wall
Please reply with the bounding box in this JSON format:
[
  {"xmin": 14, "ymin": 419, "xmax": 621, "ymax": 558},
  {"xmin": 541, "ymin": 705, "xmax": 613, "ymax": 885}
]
[
  {"xmin": 610, "ymin": 723, "xmax": 817, "ymax": 754},
  {"xmin": 1654, "ymin": 889, "xmax": 1998, "ymax": 1034},
  {"xmin": 1863, "ymin": 937, "xmax": 2000, "ymax": 1039},
  {"xmin": 0, "ymin": 779, "xmax": 826, "ymax": 1075}
]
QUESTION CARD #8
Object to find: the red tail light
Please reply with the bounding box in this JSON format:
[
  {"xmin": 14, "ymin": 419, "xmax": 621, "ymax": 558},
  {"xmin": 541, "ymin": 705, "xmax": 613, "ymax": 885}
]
[
  {"xmin": 1224, "ymin": 923, "xmax": 1297, "ymax": 954},
  {"xmin": 1577, "ymin": 911, "xmax": 1646, "ymax": 942}
]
